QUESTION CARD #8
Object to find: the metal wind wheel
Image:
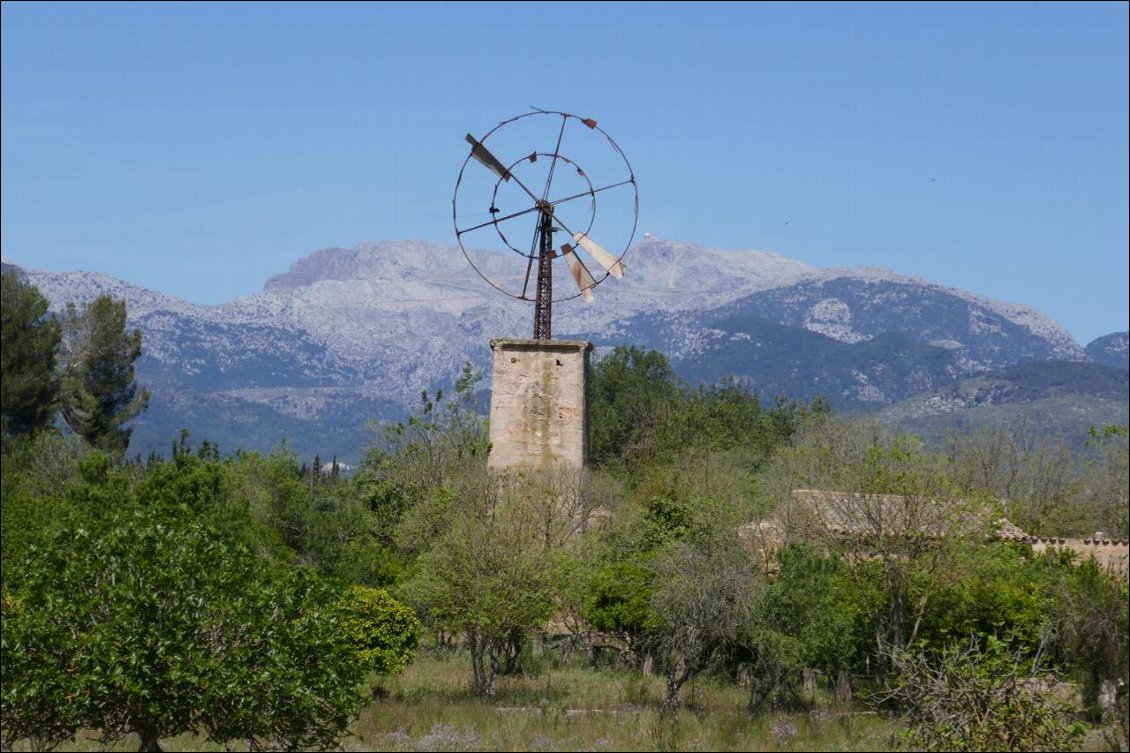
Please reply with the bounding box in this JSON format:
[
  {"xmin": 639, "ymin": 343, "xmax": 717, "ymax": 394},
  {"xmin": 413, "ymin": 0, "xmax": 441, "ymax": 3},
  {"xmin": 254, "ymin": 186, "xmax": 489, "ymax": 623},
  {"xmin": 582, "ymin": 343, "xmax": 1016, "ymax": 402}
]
[{"xmin": 453, "ymin": 108, "xmax": 638, "ymax": 340}]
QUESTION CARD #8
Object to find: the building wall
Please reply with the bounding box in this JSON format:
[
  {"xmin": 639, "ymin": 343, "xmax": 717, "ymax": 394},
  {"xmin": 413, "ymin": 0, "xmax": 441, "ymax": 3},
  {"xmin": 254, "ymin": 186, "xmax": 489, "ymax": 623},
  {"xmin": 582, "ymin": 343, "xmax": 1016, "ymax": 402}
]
[
  {"xmin": 487, "ymin": 339, "xmax": 591, "ymax": 471},
  {"xmin": 1008, "ymin": 536, "xmax": 1130, "ymax": 580}
]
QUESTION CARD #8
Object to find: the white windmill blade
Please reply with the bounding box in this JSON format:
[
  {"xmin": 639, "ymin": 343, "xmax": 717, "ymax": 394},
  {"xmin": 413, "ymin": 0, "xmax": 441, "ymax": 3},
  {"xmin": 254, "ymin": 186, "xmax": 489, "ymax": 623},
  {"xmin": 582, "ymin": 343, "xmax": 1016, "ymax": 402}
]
[
  {"xmin": 465, "ymin": 134, "xmax": 510, "ymax": 181},
  {"xmin": 572, "ymin": 232, "xmax": 625, "ymax": 279},
  {"xmin": 561, "ymin": 244, "xmax": 596, "ymax": 303}
]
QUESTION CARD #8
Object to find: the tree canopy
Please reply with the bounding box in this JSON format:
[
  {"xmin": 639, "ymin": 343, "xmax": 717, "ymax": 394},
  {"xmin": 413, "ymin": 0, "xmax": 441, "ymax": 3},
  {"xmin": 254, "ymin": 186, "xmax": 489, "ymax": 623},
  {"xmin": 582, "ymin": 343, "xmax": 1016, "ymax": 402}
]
[
  {"xmin": 58, "ymin": 295, "xmax": 149, "ymax": 454},
  {"xmin": 1, "ymin": 271, "xmax": 61, "ymax": 440},
  {"xmin": 1, "ymin": 506, "xmax": 367, "ymax": 751}
]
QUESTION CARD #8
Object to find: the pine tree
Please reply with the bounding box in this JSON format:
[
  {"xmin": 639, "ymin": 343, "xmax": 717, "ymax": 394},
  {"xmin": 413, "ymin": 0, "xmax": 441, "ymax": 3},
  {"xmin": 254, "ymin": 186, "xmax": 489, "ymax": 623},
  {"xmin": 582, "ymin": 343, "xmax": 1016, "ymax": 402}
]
[
  {"xmin": 58, "ymin": 295, "xmax": 149, "ymax": 454},
  {"xmin": 1, "ymin": 271, "xmax": 61, "ymax": 439}
]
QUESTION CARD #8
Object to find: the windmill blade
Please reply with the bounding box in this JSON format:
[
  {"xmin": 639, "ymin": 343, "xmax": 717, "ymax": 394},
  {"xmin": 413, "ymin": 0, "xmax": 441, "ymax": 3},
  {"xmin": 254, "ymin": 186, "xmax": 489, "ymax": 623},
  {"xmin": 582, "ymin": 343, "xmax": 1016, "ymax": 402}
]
[
  {"xmin": 465, "ymin": 134, "xmax": 510, "ymax": 181},
  {"xmin": 573, "ymin": 232, "xmax": 625, "ymax": 279},
  {"xmin": 561, "ymin": 243, "xmax": 596, "ymax": 303}
]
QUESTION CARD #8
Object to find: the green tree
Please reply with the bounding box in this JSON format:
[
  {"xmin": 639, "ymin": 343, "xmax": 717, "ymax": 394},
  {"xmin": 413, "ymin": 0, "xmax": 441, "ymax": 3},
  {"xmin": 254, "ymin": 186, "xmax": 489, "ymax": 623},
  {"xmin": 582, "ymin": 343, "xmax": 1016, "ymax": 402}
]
[
  {"xmin": 583, "ymin": 559, "xmax": 660, "ymax": 663},
  {"xmin": 1, "ymin": 508, "xmax": 371, "ymax": 752},
  {"xmin": 0, "ymin": 432, "xmax": 93, "ymax": 588},
  {"xmin": 655, "ymin": 385, "xmax": 825, "ymax": 472},
  {"xmin": 400, "ymin": 468, "xmax": 584, "ymax": 699},
  {"xmin": 1050, "ymin": 557, "xmax": 1130, "ymax": 713},
  {"xmin": 358, "ymin": 363, "xmax": 489, "ymax": 546},
  {"xmin": 58, "ymin": 294, "xmax": 149, "ymax": 454},
  {"xmin": 1080, "ymin": 424, "xmax": 1129, "ymax": 538},
  {"xmin": 588, "ymin": 346, "xmax": 679, "ymax": 468},
  {"xmin": 768, "ymin": 417, "xmax": 991, "ymax": 659},
  {"xmin": 648, "ymin": 523, "xmax": 762, "ymax": 707},
  {"xmin": 140, "ymin": 440, "xmax": 404, "ymax": 588},
  {"xmin": 581, "ymin": 455, "xmax": 759, "ymax": 676},
  {"xmin": 745, "ymin": 542, "xmax": 870, "ymax": 709},
  {"xmin": 918, "ymin": 541, "xmax": 1064, "ymax": 656},
  {"xmin": 588, "ymin": 346, "xmax": 824, "ymax": 473},
  {"xmin": 1, "ymin": 271, "xmax": 61, "ymax": 440}
]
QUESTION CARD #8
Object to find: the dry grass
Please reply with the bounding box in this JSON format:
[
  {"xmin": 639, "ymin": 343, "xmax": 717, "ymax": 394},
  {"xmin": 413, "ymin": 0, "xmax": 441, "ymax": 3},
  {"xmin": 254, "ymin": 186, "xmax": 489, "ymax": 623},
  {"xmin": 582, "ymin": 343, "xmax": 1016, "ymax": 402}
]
[
  {"xmin": 10, "ymin": 650, "xmax": 899, "ymax": 752},
  {"xmin": 351, "ymin": 650, "xmax": 899, "ymax": 752}
]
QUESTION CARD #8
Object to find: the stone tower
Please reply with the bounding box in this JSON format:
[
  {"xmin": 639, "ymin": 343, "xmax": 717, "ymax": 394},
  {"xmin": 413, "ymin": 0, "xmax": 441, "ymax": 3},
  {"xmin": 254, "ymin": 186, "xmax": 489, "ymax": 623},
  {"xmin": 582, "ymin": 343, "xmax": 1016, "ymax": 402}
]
[{"xmin": 487, "ymin": 339, "xmax": 591, "ymax": 471}]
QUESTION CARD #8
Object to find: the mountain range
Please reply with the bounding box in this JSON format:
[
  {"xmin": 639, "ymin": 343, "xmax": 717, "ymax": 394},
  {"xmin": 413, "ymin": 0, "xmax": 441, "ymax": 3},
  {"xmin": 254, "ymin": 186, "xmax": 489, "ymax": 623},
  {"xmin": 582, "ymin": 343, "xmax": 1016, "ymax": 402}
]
[{"xmin": 5, "ymin": 237, "xmax": 1127, "ymax": 463}]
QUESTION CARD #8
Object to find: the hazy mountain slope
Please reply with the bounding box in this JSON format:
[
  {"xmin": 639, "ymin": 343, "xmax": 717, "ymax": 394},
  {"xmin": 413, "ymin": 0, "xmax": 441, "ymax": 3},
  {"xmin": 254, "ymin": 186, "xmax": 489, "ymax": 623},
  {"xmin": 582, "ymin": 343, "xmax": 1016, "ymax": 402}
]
[
  {"xmin": 881, "ymin": 361, "xmax": 1130, "ymax": 448},
  {"xmin": 7, "ymin": 237, "xmax": 1111, "ymax": 462},
  {"xmin": 1086, "ymin": 332, "xmax": 1129, "ymax": 371},
  {"xmin": 595, "ymin": 312, "xmax": 961, "ymax": 408}
]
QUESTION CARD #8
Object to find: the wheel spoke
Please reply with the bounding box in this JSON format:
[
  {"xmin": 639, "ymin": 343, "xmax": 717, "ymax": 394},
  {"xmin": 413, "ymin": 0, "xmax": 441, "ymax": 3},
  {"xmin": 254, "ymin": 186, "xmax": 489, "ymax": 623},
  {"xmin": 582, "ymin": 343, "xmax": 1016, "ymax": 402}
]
[
  {"xmin": 519, "ymin": 214, "xmax": 543, "ymax": 300},
  {"xmin": 457, "ymin": 203, "xmax": 540, "ymax": 236},
  {"xmin": 540, "ymin": 114, "xmax": 568, "ymax": 202},
  {"xmin": 549, "ymin": 213, "xmax": 581, "ymax": 240},
  {"xmin": 508, "ymin": 172, "xmax": 543, "ymax": 206},
  {"xmin": 464, "ymin": 131, "xmax": 543, "ymax": 206},
  {"xmin": 548, "ymin": 178, "xmax": 635, "ymax": 210}
]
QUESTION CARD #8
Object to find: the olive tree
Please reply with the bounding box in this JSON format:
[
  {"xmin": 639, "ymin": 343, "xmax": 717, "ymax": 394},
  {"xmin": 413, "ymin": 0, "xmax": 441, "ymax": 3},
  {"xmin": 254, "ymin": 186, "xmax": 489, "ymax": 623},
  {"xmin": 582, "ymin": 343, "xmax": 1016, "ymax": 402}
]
[
  {"xmin": 648, "ymin": 520, "xmax": 762, "ymax": 708},
  {"xmin": 358, "ymin": 363, "xmax": 489, "ymax": 546},
  {"xmin": 401, "ymin": 466, "xmax": 593, "ymax": 699}
]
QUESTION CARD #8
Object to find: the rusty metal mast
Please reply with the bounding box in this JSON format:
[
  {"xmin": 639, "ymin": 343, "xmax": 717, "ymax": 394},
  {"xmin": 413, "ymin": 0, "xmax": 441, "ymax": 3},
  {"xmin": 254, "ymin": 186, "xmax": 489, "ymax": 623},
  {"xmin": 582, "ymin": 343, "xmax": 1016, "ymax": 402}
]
[{"xmin": 533, "ymin": 201, "xmax": 555, "ymax": 339}]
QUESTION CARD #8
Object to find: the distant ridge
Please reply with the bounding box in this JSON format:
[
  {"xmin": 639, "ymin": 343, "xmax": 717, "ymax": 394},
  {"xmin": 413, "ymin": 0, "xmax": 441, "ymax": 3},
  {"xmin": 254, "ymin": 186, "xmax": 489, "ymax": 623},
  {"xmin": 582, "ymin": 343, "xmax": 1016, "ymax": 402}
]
[
  {"xmin": 1086, "ymin": 332, "xmax": 1129, "ymax": 371},
  {"xmin": 7, "ymin": 237, "xmax": 1119, "ymax": 462}
]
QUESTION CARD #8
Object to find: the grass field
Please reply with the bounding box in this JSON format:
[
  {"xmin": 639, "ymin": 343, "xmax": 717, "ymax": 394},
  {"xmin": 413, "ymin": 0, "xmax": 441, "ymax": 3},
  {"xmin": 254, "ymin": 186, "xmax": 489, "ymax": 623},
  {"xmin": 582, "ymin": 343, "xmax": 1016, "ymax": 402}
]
[
  {"xmin": 18, "ymin": 649, "xmax": 900, "ymax": 752},
  {"xmin": 355, "ymin": 651, "xmax": 899, "ymax": 752},
  {"xmin": 14, "ymin": 647, "xmax": 1124, "ymax": 752}
]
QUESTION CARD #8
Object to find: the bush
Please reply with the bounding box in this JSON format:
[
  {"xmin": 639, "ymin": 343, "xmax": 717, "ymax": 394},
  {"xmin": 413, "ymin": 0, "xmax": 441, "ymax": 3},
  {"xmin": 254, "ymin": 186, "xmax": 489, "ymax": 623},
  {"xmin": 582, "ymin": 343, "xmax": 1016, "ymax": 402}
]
[
  {"xmin": 882, "ymin": 636, "xmax": 1087, "ymax": 752},
  {"xmin": 335, "ymin": 584, "xmax": 421, "ymax": 677}
]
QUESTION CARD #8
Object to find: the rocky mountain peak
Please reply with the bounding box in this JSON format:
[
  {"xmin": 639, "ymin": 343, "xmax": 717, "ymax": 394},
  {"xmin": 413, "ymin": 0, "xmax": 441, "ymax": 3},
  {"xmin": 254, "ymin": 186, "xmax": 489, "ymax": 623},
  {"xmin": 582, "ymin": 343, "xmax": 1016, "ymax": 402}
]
[
  {"xmin": 1086, "ymin": 332, "xmax": 1129, "ymax": 370},
  {"xmin": 263, "ymin": 240, "xmax": 456, "ymax": 291},
  {"xmin": 625, "ymin": 236, "xmax": 814, "ymax": 295}
]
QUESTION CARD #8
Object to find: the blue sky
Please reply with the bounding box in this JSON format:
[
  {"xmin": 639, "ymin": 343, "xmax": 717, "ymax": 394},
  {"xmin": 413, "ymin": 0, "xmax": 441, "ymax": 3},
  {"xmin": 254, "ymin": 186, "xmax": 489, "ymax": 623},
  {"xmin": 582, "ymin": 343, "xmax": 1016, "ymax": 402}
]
[{"xmin": 2, "ymin": 1, "xmax": 1127, "ymax": 345}]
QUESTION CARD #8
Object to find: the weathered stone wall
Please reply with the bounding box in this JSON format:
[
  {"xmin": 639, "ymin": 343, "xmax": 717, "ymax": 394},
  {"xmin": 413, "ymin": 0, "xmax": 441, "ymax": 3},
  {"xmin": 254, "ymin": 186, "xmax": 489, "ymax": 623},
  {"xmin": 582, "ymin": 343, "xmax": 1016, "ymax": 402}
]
[
  {"xmin": 998, "ymin": 535, "xmax": 1130, "ymax": 580},
  {"xmin": 487, "ymin": 339, "xmax": 591, "ymax": 471}
]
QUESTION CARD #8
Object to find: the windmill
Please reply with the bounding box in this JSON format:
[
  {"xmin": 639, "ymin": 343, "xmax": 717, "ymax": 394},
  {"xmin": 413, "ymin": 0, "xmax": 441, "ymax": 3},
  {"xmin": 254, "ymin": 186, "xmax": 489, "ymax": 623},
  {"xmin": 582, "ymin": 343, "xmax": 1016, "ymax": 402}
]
[
  {"xmin": 453, "ymin": 108, "xmax": 638, "ymax": 339},
  {"xmin": 454, "ymin": 109, "xmax": 638, "ymax": 471}
]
